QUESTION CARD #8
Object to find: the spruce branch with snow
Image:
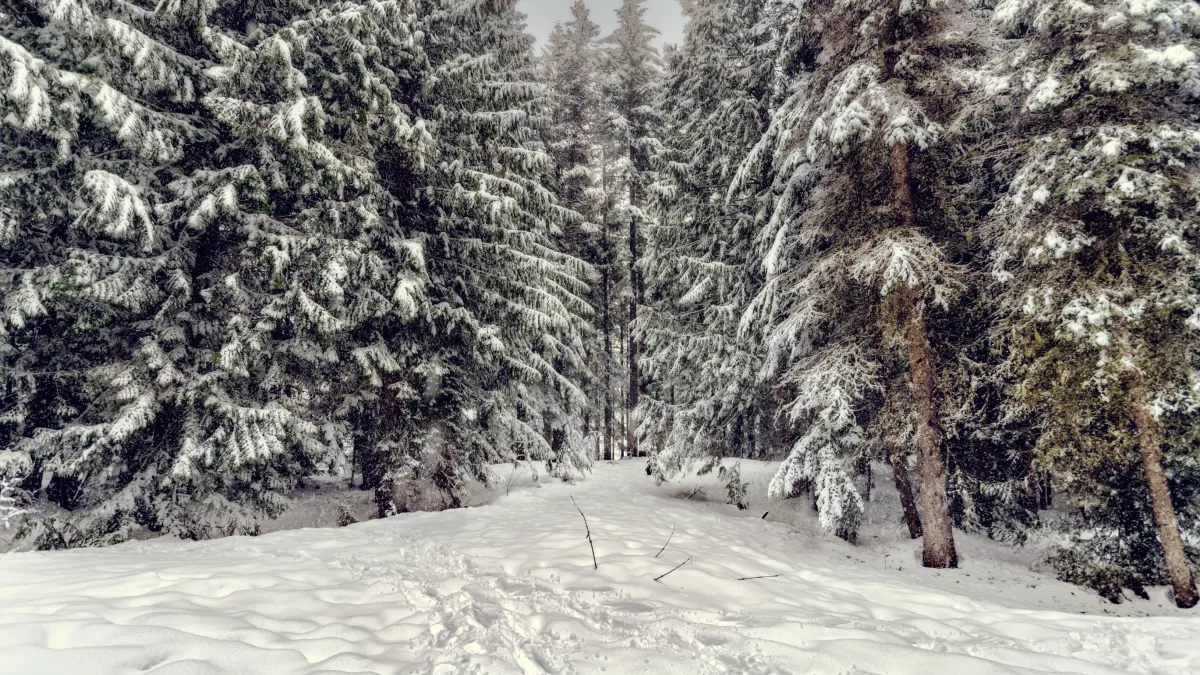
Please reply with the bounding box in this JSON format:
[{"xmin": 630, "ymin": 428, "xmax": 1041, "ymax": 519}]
[{"xmin": 981, "ymin": 0, "xmax": 1200, "ymax": 607}]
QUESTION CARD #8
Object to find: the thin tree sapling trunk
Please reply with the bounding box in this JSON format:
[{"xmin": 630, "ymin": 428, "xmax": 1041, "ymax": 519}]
[
  {"xmin": 602, "ymin": 220, "xmax": 614, "ymax": 462},
  {"xmin": 628, "ymin": 211, "xmax": 641, "ymax": 457},
  {"xmin": 887, "ymin": 440, "xmax": 923, "ymax": 539}
]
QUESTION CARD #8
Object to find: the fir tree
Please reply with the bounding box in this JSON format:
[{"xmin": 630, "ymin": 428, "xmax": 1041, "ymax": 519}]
[
  {"xmin": 0, "ymin": 0, "xmax": 317, "ymax": 544},
  {"xmin": 983, "ymin": 0, "xmax": 1200, "ymax": 607},
  {"xmin": 602, "ymin": 0, "xmax": 661, "ymax": 459},
  {"xmin": 1, "ymin": 0, "xmax": 594, "ymax": 540},
  {"xmin": 640, "ymin": 0, "xmax": 773, "ymax": 479},
  {"xmin": 728, "ymin": 0, "xmax": 983, "ymax": 555},
  {"xmin": 368, "ymin": 0, "xmax": 593, "ymax": 501},
  {"xmin": 541, "ymin": 1, "xmax": 606, "ymax": 460},
  {"xmin": 197, "ymin": 0, "xmax": 434, "ymax": 517}
]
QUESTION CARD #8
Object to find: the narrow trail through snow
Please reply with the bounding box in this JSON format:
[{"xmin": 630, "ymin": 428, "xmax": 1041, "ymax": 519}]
[{"xmin": 1, "ymin": 462, "xmax": 1197, "ymax": 674}]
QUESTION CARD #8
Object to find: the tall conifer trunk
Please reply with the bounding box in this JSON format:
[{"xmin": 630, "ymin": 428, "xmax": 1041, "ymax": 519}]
[
  {"xmin": 890, "ymin": 141, "xmax": 958, "ymax": 568},
  {"xmin": 602, "ymin": 219, "xmax": 614, "ymax": 462},
  {"xmin": 902, "ymin": 293, "xmax": 957, "ymax": 567},
  {"xmin": 619, "ymin": 320, "xmax": 627, "ymax": 458},
  {"xmin": 1131, "ymin": 382, "xmax": 1198, "ymax": 609},
  {"xmin": 877, "ymin": 0, "xmax": 958, "ymax": 566},
  {"xmin": 628, "ymin": 212, "xmax": 640, "ymax": 458}
]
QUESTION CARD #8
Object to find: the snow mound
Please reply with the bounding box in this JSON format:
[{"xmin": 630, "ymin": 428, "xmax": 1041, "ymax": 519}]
[{"xmin": 1, "ymin": 462, "xmax": 1197, "ymax": 674}]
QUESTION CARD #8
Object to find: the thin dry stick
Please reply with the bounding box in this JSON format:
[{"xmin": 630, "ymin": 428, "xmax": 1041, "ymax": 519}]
[
  {"xmin": 655, "ymin": 524, "xmax": 675, "ymax": 558},
  {"xmin": 687, "ymin": 486, "xmax": 703, "ymax": 500},
  {"xmin": 737, "ymin": 574, "xmax": 783, "ymax": 581},
  {"xmin": 570, "ymin": 495, "xmax": 598, "ymax": 570},
  {"xmin": 654, "ymin": 557, "xmax": 691, "ymax": 582},
  {"xmin": 506, "ymin": 462, "xmax": 524, "ymax": 496}
]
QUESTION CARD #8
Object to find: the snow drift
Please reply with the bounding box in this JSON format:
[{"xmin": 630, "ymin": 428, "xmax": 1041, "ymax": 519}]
[{"xmin": 1, "ymin": 461, "xmax": 1197, "ymax": 674}]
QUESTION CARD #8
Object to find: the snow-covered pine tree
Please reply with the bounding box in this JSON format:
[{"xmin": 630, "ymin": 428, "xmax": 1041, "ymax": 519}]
[
  {"xmin": 543, "ymin": 2, "xmax": 604, "ymax": 220},
  {"xmin": 601, "ymin": 0, "xmax": 662, "ymax": 458},
  {"xmin": 984, "ymin": 0, "xmax": 1200, "ymax": 607},
  {"xmin": 207, "ymin": 0, "xmax": 594, "ymax": 513},
  {"xmin": 729, "ymin": 0, "xmax": 980, "ymax": 556},
  {"xmin": 881, "ymin": 0, "xmax": 1044, "ymax": 547},
  {"xmin": 639, "ymin": 0, "xmax": 774, "ymax": 478},
  {"xmin": 1, "ymin": 0, "xmax": 593, "ymax": 542},
  {"xmin": 725, "ymin": 0, "xmax": 876, "ymax": 542},
  {"xmin": 0, "ymin": 0, "xmax": 330, "ymax": 545},
  {"xmin": 195, "ymin": 0, "xmax": 438, "ymax": 517},
  {"xmin": 540, "ymin": 1, "xmax": 607, "ymax": 460},
  {"xmin": 384, "ymin": 0, "xmax": 593, "ymax": 496}
]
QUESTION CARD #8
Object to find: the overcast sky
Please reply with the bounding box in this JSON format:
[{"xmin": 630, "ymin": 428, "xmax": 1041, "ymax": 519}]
[{"xmin": 516, "ymin": 0, "xmax": 687, "ymax": 51}]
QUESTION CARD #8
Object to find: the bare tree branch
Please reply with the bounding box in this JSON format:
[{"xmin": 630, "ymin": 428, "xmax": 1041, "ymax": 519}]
[
  {"xmin": 654, "ymin": 557, "xmax": 691, "ymax": 582},
  {"xmin": 655, "ymin": 524, "xmax": 675, "ymax": 558},
  {"xmin": 570, "ymin": 495, "xmax": 598, "ymax": 570}
]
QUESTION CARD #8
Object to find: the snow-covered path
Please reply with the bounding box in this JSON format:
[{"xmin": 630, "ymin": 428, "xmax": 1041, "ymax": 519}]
[{"xmin": 1, "ymin": 462, "xmax": 1197, "ymax": 675}]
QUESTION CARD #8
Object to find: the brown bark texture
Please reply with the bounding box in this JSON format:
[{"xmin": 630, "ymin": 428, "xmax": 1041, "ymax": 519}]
[
  {"xmin": 890, "ymin": 141, "xmax": 957, "ymax": 568},
  {"xmin": 902, "ymin": 291, "xmax": 958, "ymax": 569},
  {"xmin": 1131, "ymin": 385, "xmax": 1198, "ymax": 609}
]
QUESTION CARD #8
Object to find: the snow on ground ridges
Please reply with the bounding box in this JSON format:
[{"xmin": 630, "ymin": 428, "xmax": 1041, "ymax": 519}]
[{"xmin": 1, "ymin": 461, "xmax": 1197, "ymax": 674}]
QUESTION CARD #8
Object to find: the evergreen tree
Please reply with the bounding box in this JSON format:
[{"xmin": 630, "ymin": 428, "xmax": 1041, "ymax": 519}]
[
  {"xmin": 396, "ymin": 0, "xmax": 594, "ymax": 497},
  {"xmin": 0, "ymin": 0, "xmax": 594, "ymax": 541},
  {"xmin": 197, "ymin": 0, "xmax": 438, "ymax": 517},
  {"xmin": 0, "ymin": 0, "xmax": 323, "ymax": 544},
  {"xmin": 541, "ymin": 1, "xmax": 606, "ymax": 460},
  {"xmin": 204, "ymin": 0, "xmax": 595, "ymax": 513},
  {"xmin": 543, "ymin": 2, "xmax": 603, "ymax": 220},
  {"xmin": 983, "ymin": 0, "xmax": 1200, "ymax": 607},
  {"xmin": 728, "ymin": 0, "xmax": 984, "ymax": 556},
  {"xmin": 639, "ymin": 0, "xmax": 773, "ymax": 478},
  {"xmin": 602, "ymin": 0, "xmax": 661, "ymax": 458}
]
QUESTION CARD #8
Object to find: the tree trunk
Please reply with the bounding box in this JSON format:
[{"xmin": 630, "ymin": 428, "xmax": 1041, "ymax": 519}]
[
  {"xmin": 627, "ymin": 214, "xmax": 640, "ymax": 457},
  {"xmin": 602, "ymin": 221, "xmax": 614, "ymax": 462},
  {"xmin": 874, "ymin": 0, "xmax": 956, "ymax": 564},
  {"xmin": 891, "ymin": 141, "xmax": 957, "ymax": 568},
  {"xmin": 619, "ymin": 320, "xmax": 627, "ymax": 460},
  {"xmin": 585, "ymin": 410, "xmax": 598, "ymax": 461},
  {"xmin": 628, "ymin": 164, "xmax": 644, "ymax": 458},
  {"xmin": 903, "ymin": 293, "xmax": 957, "ymax": 568},
  {"xmin": 1029, "ymin": 463, "xmax": 1053, "ymax": 511},
  {"xmin": 548, "ymin": 426, "xmax": 565, "ymax": 475},
  {"xmin": 887, "ymin": 440, "xmax": 923, "ymax": 539},
  {"xmin": 890, "ymin": 142, "xmax": 917, "ymax": 230},
  {"xmin": 1131, "ymin": 383, "xmax": 1198, "ymax": 609}
]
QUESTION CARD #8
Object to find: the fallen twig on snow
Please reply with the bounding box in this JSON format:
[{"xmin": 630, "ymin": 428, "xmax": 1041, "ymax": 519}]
[
  {"xmin": 687, "ymin": 486, "xmax": 704, "ymax": 500},
  {"xmin": 655, "ymin": 524, "xmax": 675, "ymax": 559},
  {"xmin": 570, "ymin": 495, "xmax": 598, "ymax": 570},
  {"xmin": 654, "ymin": 557, "xmax": 691, "ymax": 582},
  {"xmin": 737, "ymin": 574, "xmax": 783, "ymax": 581}
]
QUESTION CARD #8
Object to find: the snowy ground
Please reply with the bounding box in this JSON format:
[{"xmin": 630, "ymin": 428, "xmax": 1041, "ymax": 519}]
[{"xmin": 1, "ymin": 461, "xmax": 1198, "ymax": 675}]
